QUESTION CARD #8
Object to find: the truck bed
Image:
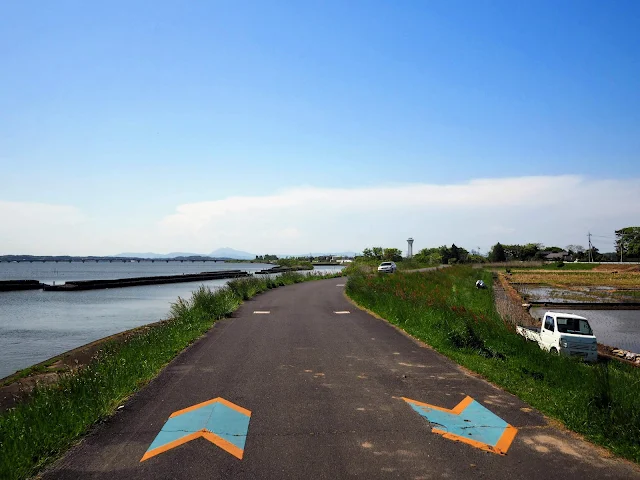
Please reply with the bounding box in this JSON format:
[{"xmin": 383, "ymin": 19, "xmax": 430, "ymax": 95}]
[{"xmin": 516, "ymin": 325, "xmax": 542, "ymax": 342}]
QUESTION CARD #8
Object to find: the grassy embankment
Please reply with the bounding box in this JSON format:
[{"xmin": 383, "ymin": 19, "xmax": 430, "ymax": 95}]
[
  {"xmin": 346, "ymin": 266, "xmax": 640, "ymax": 463},
  {"xmin": 0, "ymin": 271, "xmax": 341, "ymax": 480}
]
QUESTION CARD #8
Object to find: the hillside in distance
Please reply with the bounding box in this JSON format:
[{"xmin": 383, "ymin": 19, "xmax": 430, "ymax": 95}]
[
  {"xmin": 208, "ymin": 248, "xmax": 255, "ymax": 260},
  {"xmin": 114, "ymin": 248, "xmax": 256, "ymax": 260}
]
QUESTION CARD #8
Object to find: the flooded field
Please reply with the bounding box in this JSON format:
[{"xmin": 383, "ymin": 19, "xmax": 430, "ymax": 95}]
[
  {"xmin": 502, "ymin": 266, "xmax": 640, "ymax": 352},
  {"xmin": 515, "ymin": 284, "xmax": 640, "ymax": 303}
]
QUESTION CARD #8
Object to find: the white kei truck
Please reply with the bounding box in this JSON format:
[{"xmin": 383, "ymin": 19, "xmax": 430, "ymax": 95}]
[{"xmin": 516, "ymin": 311, "xmax": 598, "ymax": 362}]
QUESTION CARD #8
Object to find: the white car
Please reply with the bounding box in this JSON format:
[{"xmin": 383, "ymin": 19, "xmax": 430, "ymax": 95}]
[{"xmin": 377, "ymin": 261, "xmax": 397, "ymax": 273}]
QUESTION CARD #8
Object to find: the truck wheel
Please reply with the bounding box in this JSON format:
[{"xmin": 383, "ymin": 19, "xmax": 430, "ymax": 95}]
[{"xmin": 550, "ymin": 347, "xmax": 559, "ymax": 355}]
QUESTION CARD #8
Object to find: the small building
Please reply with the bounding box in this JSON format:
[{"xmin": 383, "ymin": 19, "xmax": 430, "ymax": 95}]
[{"xmin": 543, "ymin": 251, "xmax": 573, "ymax": 262}]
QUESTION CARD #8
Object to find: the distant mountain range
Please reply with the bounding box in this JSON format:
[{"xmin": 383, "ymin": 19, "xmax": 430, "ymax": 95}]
[
  {"xmin": 304, "ymin": 252, "xmax": 358, "ymax": 257},
  {"xmin": 115, "ymin": 248, "xmax": 256, "ymax": 260},
  {"xmin": 115, "ymin": 252, "xmax": 200, "ymax": 259},
  {"xmin": 114, "ymin": 248, "xmax": 357, "ymax": 260},
  {"xmin": 209, "ymin": 248, "xmax": 256, "ymax": 260}
]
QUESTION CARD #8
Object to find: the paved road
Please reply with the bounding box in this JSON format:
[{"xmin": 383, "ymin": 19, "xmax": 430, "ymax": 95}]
[{"xmin": 44, "ymin": 278, "xmax": 639, "ymax": 479}]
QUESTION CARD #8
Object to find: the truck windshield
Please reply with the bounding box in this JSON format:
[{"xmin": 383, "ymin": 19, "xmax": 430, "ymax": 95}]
[{"xmin": 557, "ymin": 317, "xmax": 593, "ymax": 336}]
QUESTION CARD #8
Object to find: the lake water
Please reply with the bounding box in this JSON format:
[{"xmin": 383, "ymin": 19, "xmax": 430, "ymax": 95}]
[
  {"xmin": 530, "ymin": 307, "xmax": 640, "ymax": 353},
  {"xmin": 0, "ymin": 262, "xmax": 344, "ymax": 379},
  {"xmin": 0, "ymin": 260, "xmax": 273, "ymax": 284}
]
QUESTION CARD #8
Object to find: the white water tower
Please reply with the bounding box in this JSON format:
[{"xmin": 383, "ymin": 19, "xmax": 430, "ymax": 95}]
[{"xmin": 407, "ymin": 238, "xmax": 414, "ymax": 258}]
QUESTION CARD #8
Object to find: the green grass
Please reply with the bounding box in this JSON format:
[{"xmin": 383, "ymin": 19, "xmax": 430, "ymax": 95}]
[
  {"xmin": 611, "ymin": 290, "xmax": 640, "ymax": 299},
  {"xmin": 1, "ymin": 363, "xmax": 53, "ymax": 387},
  {"xmin": 346, "ymin": 266, "xmax": 640, "ymax": 463},
  {"xmin": 276, "ymin": 258, "xmax": 314, "ymax": 269},
  {"xmin": 396, "ymin": 258, "xmax": 440, "ymax": 270},
  {"xmin": 0, "ymin": 271, "xmax": 342, "ymax": 480}
]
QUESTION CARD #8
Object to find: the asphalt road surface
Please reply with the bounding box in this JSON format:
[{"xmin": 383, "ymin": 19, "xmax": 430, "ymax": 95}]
[{"xmin": 43, "ymin": 278, "xmax": 639, "ymax": 479}]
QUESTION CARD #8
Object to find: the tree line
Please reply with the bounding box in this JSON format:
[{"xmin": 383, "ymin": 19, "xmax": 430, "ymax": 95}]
[
  {"xmin": 360, "ymin": 226, "xmax": 639, "ymax": 266},
  {"xmin": 361, "ymin": 245, "xmax": 484, "ymax": 265}
]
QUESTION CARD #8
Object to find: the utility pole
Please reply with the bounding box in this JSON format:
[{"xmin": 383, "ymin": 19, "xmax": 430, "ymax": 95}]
[
  {"xmin": 587, "ymin": 232, "xmax": 592, "ymax": 263},
  {"xmin": 620, "ymin": 242, "xmax": 623, "ymax": 263}
]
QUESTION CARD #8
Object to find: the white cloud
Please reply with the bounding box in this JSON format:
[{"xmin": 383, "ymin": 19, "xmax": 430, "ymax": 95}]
[
  {"xmin": 155, "ymin": 175, "xmax": 640, "ymax": 254},
  {"xmin": 160, "ymin": 175, "xmax": 581, "ymax": 235},
  {"xmin": 2, "ymin": 176, "xmax": 639, "ymax": 255}
]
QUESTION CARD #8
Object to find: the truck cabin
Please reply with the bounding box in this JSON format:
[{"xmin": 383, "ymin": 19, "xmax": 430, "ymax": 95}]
[{"xmin": 542, "ymin": 314, "xmax": 593, "ymax": 336}]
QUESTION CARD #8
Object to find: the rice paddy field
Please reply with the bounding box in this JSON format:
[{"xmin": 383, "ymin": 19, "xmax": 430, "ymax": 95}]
[
  {"xmin": 506, "ymin": 269, "xmax": 640, "ymax": 289},
  {"xmin": 502, "ymin": 264, "xmax": 640, "ymax": 353}
]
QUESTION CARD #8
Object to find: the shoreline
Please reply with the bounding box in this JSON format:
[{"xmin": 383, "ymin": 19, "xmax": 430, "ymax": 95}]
[
  {"xmin": 0, "ymin": 270, "xmax": 250, "ymax": 292},
  {"xmin": 0, "ymin": 318, "xmax": 168, "ymax": 412},
  {"xmin": 0, "ymin": 269, "xmax": 345, "ymax": 412}
]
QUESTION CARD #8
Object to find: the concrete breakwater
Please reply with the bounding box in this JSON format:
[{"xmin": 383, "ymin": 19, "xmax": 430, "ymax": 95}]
[
  {"xmin": 1, "ymin": 271, "xmax": 250, "ymax": 292},
  {"xmin": 42, "ymin": 270, "xmax": 249, "ymax": 291},
  {"xmin": 0, "ymin": 280, "xmax": 42, "ymax": 292},
  {"xmin": 254, "ymin": 266, "xmax": 310, "ymax": 274}
]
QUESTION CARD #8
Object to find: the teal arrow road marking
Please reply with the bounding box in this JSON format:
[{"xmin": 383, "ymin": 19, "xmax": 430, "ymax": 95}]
[
  {"xmin": 403, "ymin": 396, "xmax": 517, "ymax": 455},
  {"xmin": 141, "ymin": 397, "xmax": 251, "ymax": 461}
]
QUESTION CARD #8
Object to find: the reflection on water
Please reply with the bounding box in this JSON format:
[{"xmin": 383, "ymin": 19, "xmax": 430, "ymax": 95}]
[
  {"xmin": 0, "ymin": 263, "xmax": 344, "ymax": 379},
  {"xmin": 516, "ymin": 284, "xmax": 639, "ymax": 304},
  {"xmin": 530, "ymin": 307, "xmax": 640, "ymax": 353},
  {"xmin": 518, "ymin": 285, "xmax": 608, "ymax": 303}
]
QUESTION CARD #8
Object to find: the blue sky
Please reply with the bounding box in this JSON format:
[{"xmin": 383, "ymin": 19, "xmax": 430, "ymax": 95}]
[{"xmin": 1, "ymin": 1, "xmax": 639, "ymax": 255}]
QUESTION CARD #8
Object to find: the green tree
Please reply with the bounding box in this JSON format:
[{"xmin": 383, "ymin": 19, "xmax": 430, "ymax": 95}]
[
  {"xmin": 521, "ymin": 243, "xmax": 541, "ymax": 260},
  {"xmin": 362, "ymin": 248, "xmax": 373, "ymax": 259},
  {"xmin": 414, "ymin": 248, "xmax": 442, "ymax": 265},
  {"xmin": 372, "ymin": 247, "xmax": 383, "ymax": 260},
  {"xmin": 454, "ymin": 244, "xmax": 469, "ymax": 263},
  {"xmin": 615, "ymin": 227, "xmax": 640, "ymax": 259},
  {"xmin": 489, "ymin": 242, "xmax": 506, "ymax": 262},
  {"xmin": 566, "ymin": 245, "xmax": 586, "ymax": 261},
  {"xmin": 383, "ymin": 248, "xmax": 403, "ymax": 262},
  {"xmin": 438, "ymin": 245, "xmax": 450, "ymax": 264},
  {"xmin": 503, "ymin": 244, "xmax": 522, "ymax": 261},
  {"xmin": 467, "ymin": 253, "xmax": 486, "ymax": 263}
]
